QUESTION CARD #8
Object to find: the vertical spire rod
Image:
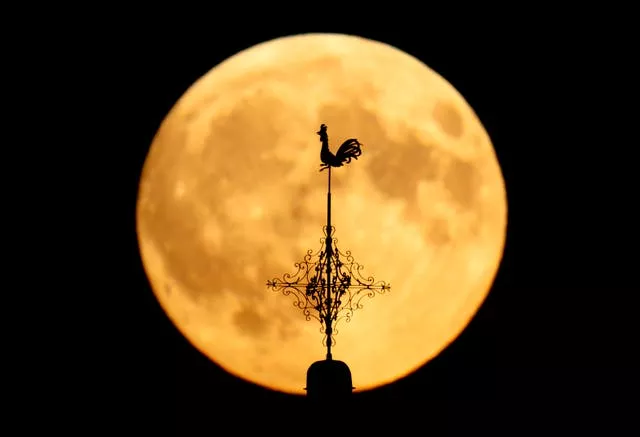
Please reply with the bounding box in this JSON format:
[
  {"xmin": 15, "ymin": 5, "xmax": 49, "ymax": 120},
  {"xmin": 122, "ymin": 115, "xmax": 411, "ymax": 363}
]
[{"xmin": 325, "ymin": 166, "xmax": 332, "ymax": 360}]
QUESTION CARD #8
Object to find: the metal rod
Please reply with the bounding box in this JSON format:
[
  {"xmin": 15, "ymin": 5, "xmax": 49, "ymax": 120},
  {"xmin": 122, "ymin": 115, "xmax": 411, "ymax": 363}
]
[{"xmin": 325, "ymin": 166, "xmax": 332, "ymax": 360}]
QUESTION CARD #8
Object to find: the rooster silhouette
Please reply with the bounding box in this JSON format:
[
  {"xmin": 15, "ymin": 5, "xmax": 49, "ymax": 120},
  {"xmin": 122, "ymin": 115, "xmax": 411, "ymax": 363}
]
[{"xmin": 317, "ymin": 124, "xmax": 363, "ymax": 172}]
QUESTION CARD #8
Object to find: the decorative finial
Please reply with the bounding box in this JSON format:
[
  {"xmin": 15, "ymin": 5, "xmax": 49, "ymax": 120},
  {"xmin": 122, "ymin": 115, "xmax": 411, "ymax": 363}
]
[{"xmin": 267, "ymin": 124, "xmax": 389, "ymax": 360}]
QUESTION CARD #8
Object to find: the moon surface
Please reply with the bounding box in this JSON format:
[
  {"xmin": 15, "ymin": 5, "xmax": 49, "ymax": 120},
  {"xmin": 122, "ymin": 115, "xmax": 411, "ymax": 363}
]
[{"xmin": 136, "ymin": 33, "xmax": 507, "ymax": 394}]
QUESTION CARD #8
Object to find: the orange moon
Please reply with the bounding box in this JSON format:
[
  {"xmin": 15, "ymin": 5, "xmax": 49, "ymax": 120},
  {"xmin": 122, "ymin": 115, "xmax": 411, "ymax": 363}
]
[{"xmin": 136, "ymin": 33, "xmax": 507, "ymax": 394}]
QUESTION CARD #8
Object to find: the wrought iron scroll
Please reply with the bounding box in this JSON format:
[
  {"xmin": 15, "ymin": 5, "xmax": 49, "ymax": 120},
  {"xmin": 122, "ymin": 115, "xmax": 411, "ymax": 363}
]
[{"xmin": 266, "ymin": 225, "xmax": 390, "ymax": 345}]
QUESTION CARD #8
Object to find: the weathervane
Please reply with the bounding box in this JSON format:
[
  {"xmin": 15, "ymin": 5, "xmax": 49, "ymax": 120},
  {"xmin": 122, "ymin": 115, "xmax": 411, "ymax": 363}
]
[{"xmin": 266, "ymin": 124, "xmax": 390, "ymax": 361}]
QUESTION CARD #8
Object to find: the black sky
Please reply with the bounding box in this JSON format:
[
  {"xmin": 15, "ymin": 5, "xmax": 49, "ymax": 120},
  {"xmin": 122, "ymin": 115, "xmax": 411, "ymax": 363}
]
[{"xmin": 92, "ymin": 19, "xmax": 637, "ymax": 434}]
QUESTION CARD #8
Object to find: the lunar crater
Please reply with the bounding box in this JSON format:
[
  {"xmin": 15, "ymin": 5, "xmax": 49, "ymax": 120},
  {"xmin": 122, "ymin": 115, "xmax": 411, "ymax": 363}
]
[
  {"xmin": 443, "ymin": 158, "xmax": 480, "ymax": 208},
  {"xmin": 433, "ymin": 100, "xmax": 464, "ymax": 138},
  {"xmin": 233, "ymin": 305, "xmax": 268, "ymax": 338}
]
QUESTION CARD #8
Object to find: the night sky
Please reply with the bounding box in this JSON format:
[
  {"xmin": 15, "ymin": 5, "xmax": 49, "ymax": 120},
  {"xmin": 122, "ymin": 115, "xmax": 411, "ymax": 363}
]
[{"xmin": 99, "ymin": 21, "xmax": 635, "ymax": 434}]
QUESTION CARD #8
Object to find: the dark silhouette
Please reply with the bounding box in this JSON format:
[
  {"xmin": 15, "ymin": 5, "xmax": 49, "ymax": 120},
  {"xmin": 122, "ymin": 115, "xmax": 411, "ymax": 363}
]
[
  {"xmin": 317, "ymin": 123, "xmax": 363, "ymax": 171},
  {"xmin": 305, "ymin": 358, "xmax": 354, "ymax": 402},
  {"xmin": 267, "ymin": 123, "xmax": 389, "ymax": 400}
]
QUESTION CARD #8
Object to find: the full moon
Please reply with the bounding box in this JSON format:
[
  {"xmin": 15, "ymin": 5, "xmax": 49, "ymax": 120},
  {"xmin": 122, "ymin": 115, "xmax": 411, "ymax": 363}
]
[{"xmin": 136, "ymin": 33, "xmax": 507, "ymax": 394}]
